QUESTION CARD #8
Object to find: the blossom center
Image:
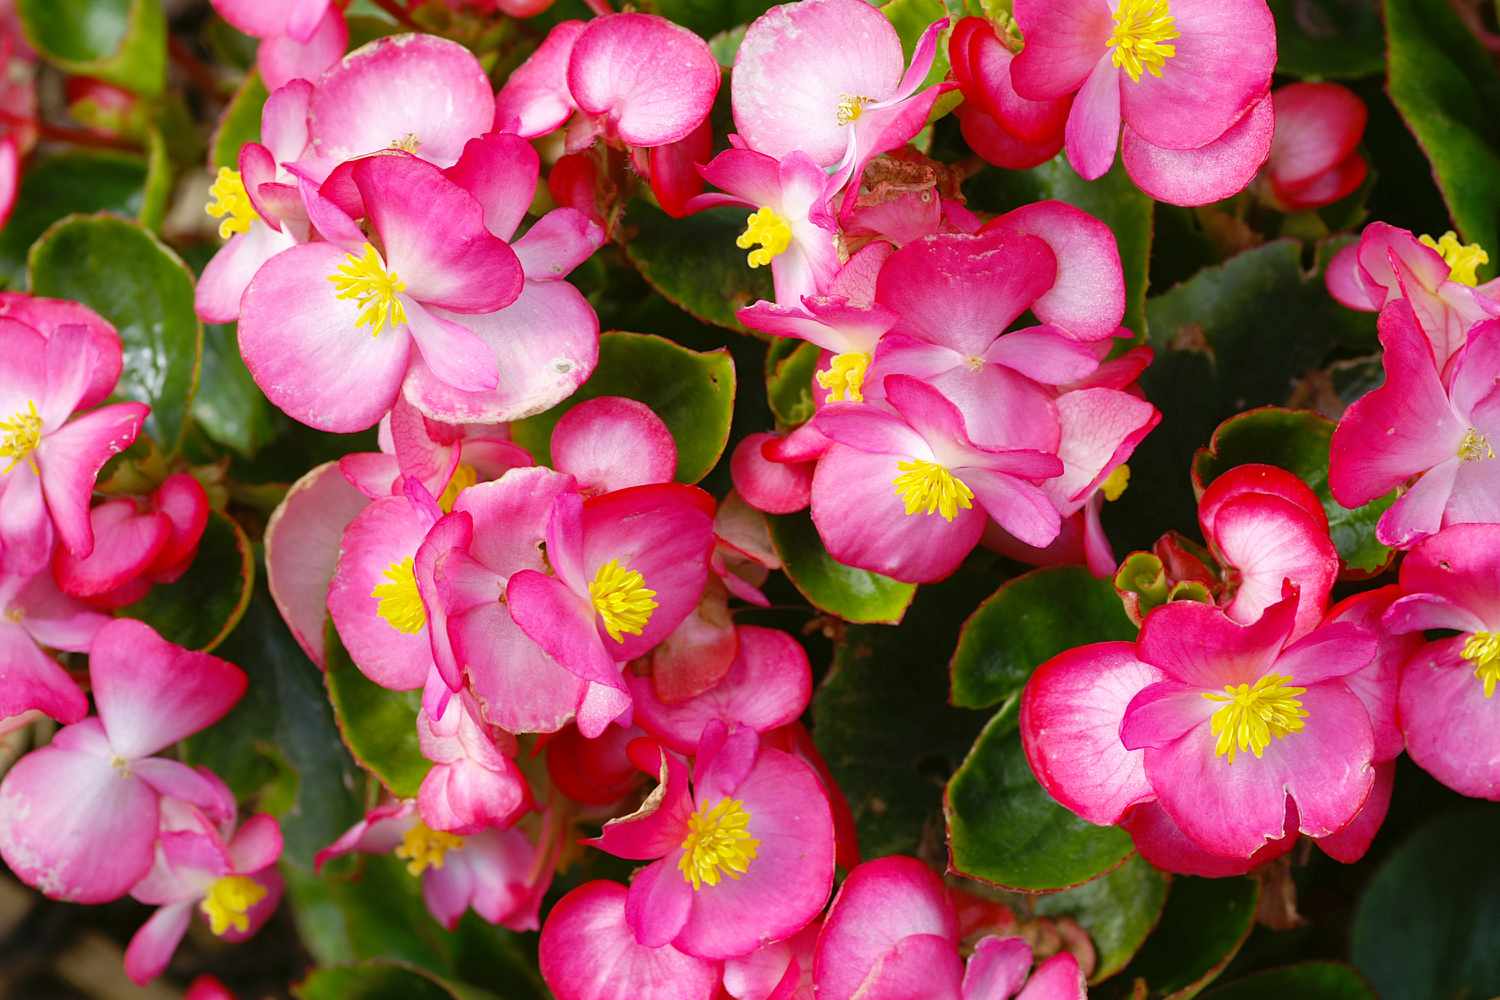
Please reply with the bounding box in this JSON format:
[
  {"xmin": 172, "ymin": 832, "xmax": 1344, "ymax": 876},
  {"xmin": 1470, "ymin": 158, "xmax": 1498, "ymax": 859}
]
[
  {"xmin": 0, "ymin": 400, "xmax": 42, "ymax": 475},
  {"xmin": 1108, "ymin": 0, "xmax": 1180, "ymax": 83},
  {"xmin": 589, "ymin": 558, "xmax": 658, "ymax": 643},
  {"xmin": 836, "ymin": 94, "xmax": 872, "ymax": 126},
  {"xmin": 1420, "ymin": 231, "xmax": 1489, "ymax": 286},
  {"xmin": 678, "ymin": 796, "xmax": 759, "ymax": 890},
  {"xmin": 1458, "ymin": 428, "xmax": 1495, "ymax": 463},
  {"xmin": 1101, "ymin": 464, "xmax": 1131, "ymax": 502},
  {"xmin": 371, "ymin": 557, "xmax": 425, "ymax": 634},
  {"xmin": 816, "ymin": 351, "xmax": 871, "ymax": 403},
  {"xmin": 1203, "ymin": 673, "xmax": 1308, "ymax": 763},
  {"xmin": 200, "ymin": 875, "xmax": 267, "ymax": 936},
  {"xmin": 439, "ymin": 463, "xmax": 479, "ymax": 514},
  {"xmin": 330, "ymin": 243, "xmax": 408, "ymax": 336},
  {"xmin": 205, "ymin": 166, "xmax": 259, "ymax": 240},
  {"xmin": 395, "ymin": 822, "xmax": 463, "ymax": 876},
  {"xmin": 1463, "ymin": 631, "xmax": 1500, "ymax": 698},
  {"xmin": 390, "ymin": 132, "xmax": 422, "ymax": 153},
  {"xmin": 738, "ymin": 207, "xmax": 793, "ymax": 269},
  {"xmin": 893, "ymin": 459, "xmax": 974, "ymax": 522}
]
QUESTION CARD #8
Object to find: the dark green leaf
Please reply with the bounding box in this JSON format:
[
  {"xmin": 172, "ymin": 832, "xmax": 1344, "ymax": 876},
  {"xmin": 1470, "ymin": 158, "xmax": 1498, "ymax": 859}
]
[
  {"xmin": 0, "ymin": 152, "xmax": 146, "ymax": 289},
  {"xmin": 1268, "ymin": 0, "xmax": 1384, "ymax": 79},
  {"xmin": 1105, "ymin": 876, "xmax": 1260, "ymax": 999},
  {"xmin": 140, "ymin": 128, "xmax": 171, "ymax": 232},
  {"xmin": 119, "ymin": 510, "xmax": 253, "ymax": 652},
  {"xmin": 195, "ymin": 322, "xmax": 287, "ymax": 458},
  {"xmin": 325, "ymin": 624, "xmax": 428, "ymax": 799},
  {"xmin": 1202, "ymin": 963, "xmax": 1376, "ymax": 1000},
  {"xmin": 1032, "ymin": 854, "xmax": 1169, "ymax": 983},
  {"xmin": 768, "ymin": 512, "xmax": 916, "ymax": 625},
  {"xmin": 296, "ymin": 962, "xmax": 497, "ymax": 1000},
  {"xmin": 29, "ymin": 214, "xmax": 203, "ymax": 454},
  {"xmin": 950, "ymin": 566, "xmax": 1136, "ymax": 710},
  {"xmin": 17, "ymin": 0, "xmax": 165, "ymax": 96},
  {"xmin": 643, "ymin": 0, "xmax": 777, "ymax": 37},
  {"xmin": 623, "ymin": 202, "xmax": 773, "ymax": 334},
  {"xmin": 510, "ymin": 331, "xmax": 735, "ymax": 484},
  {"xmin": 212, "ymin": 72, "xmax": 269, "ymax": 170},
  {"xmin": 765, "ymin": 338, "xmax": 819, "ymax": 428}
]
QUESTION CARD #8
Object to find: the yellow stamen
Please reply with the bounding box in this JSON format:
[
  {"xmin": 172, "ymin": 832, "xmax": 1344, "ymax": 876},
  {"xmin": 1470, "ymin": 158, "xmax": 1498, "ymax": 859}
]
[
  {"xmin": 1203, "ymin": 674, "xmax": 1308, "ymax": 764},
  {"xmin": 438, "ymin": 463, "xmax": 478, "ymax": 514},
  {"xmin": 678, "ymin": 797, "xmax": 760, "ymax": 890},
  {"xmin": 836, "ymin": 95, "xmax": 872, "ymax": 126},
  {"xmin": 205, "ymin": 166, "xmax": 259, "ymax": 240},
  {"xmin": 390, "ymin": 133, "xmax": 422, "ymax": 153},
  {"xmin": 329, "ymin": 243, "xmax": 408, "ymax": 336},
  {"xmin": 0, "ymin": 400, "xmax": 42, "ymax": 476},
  {"xmin": 200, "ymin": 875, "xmax": 267, "ymax": 936},
  {"xmin": 1101, "ymin": 464, "xmax": 1131, "ymax": 502},
  {"xmin": 737, "ymin": 207, "xmax": 793, "ymax": 269},
  {"xmin": 892, "ymin": 459, "xmax": 975, "ymax": 522},
  {"xmin": 1420, "ymin": 231, "xmax": 1489, "ymax": 286},
  {"xmin": 1463, "ymin": 631, "xmax": 1500, "ymax": 698},
  {"xmin": 394, "ymin": 822, "xmax": 463, "ymax": 877},
  {"xmin": 816, "ymin": 352, "xmax": 871, "ymax": 403},
  {"xmin": 589, "ymin": 559, "xmax": 658, "ymax": 643},
  {"xmin": 371, "ymin": 557, "xmax": 425, "ymax": 634},
  {"xmin": 1458, "ymin": 428, "xmax": 1495, "ymax": 463},
  {"xmin": 1108, "ymin": 0, "xmax": 1180, "ymax": 83}
]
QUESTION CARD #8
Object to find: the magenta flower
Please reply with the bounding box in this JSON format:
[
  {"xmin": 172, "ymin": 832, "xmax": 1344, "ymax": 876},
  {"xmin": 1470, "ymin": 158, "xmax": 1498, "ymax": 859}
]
[
  {"xmin": 0, "ymin": 620, "xmax": 246, "ymax": 903},
  {"xmin": 950, "ymin": 17, "xmax": 1072, "ymax": 171},
  {"xmin": 210, "ymin": 0, "xmax": 344, "ymax": 91},
  {"xmin": 0, "ymin": 562, "xmax": 107, "ymax": 731},
  {"xmin": 549, "ymin": 396, "xmax": 677, "ymax": 496},
  {"xmin": 1263, "ymin": 82, "xmax": 1369, "ymax": 211},
  {"xmin": 416, "ymin": 691, "xmax": 531, "ymax": 835},
  {"xmin": 1329, "ymin": 304, "xmax": 1500, "ymax": 548}
]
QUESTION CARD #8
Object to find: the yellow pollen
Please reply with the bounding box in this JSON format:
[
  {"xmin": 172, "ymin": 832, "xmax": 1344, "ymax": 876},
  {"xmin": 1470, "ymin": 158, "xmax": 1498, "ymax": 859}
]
[
  {"xmin": 816, "ymin": 351, "xmax": 871, "ymax": 403},
  {"xmin": 589, "ymin": 559, "xmax": 658, "ymax": 643},
  {"xmin": 836, "ymin": 95, "xmax": 872, "ymax": 126},
  {"xmin": 1101, "ymin": 464, "xmax": 1131, "ymax": 502},
  {"xmin": 394, "ymin": 822, "xmax": 464, "ymax": 877},
  {"xmin": 678, "ymin": 797, "xmax": 759, "ymax": 891},
  {"xmin": 1203, "ymin": 674, "xmax": 1308, "ymax": 764},
  {"xmin": 438, "ymin": 463, "xmax": 479, "ymax": 514},
  {"xmin": 1459, "ymin": 429, "xmax": 1496, "ymax": 463},
  {"xmin": 1463, "ymin": 631, "xmax": 1500, "ymax": 698},
  {"xmin": 1420, "ymin": 231, "xmax": 1489, "ymax": 286},
  {"xmin": 737, "ymin": 207, "xmax": 793, "ymax": 269},
  {"xmin": 1108, "ymin": 0, "xmax": 1180, "ymax": 83},
  {"xmin": 330, "ymin": 243, "xmax": 408, "ymax": 336},
  {"xmin": 205, "ymin": 167, "xmax": 259, "ymax": 240},
  {"xmin": 200, "ymin": 875, "xmax": 267, "ymax": 936},
  {"xmin": 0, "ymin": 401, "xmax": 42, "ymax": 476},
  {"xmin": 371, "ymin": 557, "xmax": 425, "ymax": 634},
  {"xmin": 892, "ymin": 459, "xmax": 975, "ymax": 522},
  {"xmin": 390, "ymin": 132, "xmax": 422, "ymax": 153},
  {"xmin": 3, "ymin": 606, "xmax": 22, "ymax": 623}
]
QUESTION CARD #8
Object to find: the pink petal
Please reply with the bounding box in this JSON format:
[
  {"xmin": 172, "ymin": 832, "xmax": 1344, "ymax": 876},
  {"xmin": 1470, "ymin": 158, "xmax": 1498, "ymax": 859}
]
[
  {"xmin": 1120, "ymin": 679, "xmax": 1217, "ymax": 750},
  {"xmin": 567, "ymin": 13, "xmax": 720, "ymax": 148},
  {"xmin": 133, "ymin": 757, "xmax": 236, "ymax": 821},
  {"xmin": 457, "ymin": 602, "xmax": 588, "ymax": 735},
  {"xmin": 0, "ymin": 620, "xmax": 87, "ymax": 725},
  {"xmin": 961, "ymin": 467, "xmax": 1063, "ymax": 549},
  {"xmin": 957, "ymin": 102, "xmax": 1066, "ymax": 171},
  {"xmin": 1327, "ymin": 587, "xmax": 1411, "ymax": 762},
  {"xmin": 984, "ymin": 201, "xmax": 1125, "ymax": 342},
  {"xmin": 257, "ymin": 6, "xmax": 345, "ymax": 92},
  {"xmin": 1010, "ymin": 0, "xmax": 1113, "ymax": 101},
  {"xmin": 35, "ymin": 402, "xmax": 149, "ymax": 558},
  {"xmin": 51, "ymin": 500, "xmax": 170, "ymax": 598},
  {"xmin": 401, "ymin": 300, "xmax": 500, "ymax": 394},
  {"xmin": 507, "ymin": 569, "xmax": 624, "ymax": 688},
  {"xmin": 731, "ymin": 433, "xmax": 813, "ymax": 516},
  {"xmin": 0, "ymin": 296, "xmax": 123, "ymax": 410},
  {"xmin": 1121, "ymin": 94, "xmax": 1274, "ymax": 207},
  {"xmin": 493, "ymin": 21, "xmax": 585, "ymax": 139},
  {"xmin": 1063, "ymin": 58, "xmax": 1121, "ymax": 181},
  {"xmin": 1325, "ymin": 243, "xmax": 1378, "ymax": 311},
  {"xmin": 1399, "ymin": 636, "xmax": 1500, "ymax": 799},
  {"xmin": 1210, "ymin": 493, "xmax": 1338, "ymax": 641},
  {"xmin": 1376, "ymin": 458, "xmax": 1460, "ymax": 548},
  {"xmin": 443, "ymin": 132, "xmax": 539, "ymax": 243},
  {"xmin": 1016, "ymin": 952, "xmax": 1087, "ymax": 1000},
  {"xmin": 262, "ymin": 78, "xmax": 314, "ymax": 163},
  {"xmin": 124, "ymin": 901, "xmax": 194, "ymax": 985},
  {"xmin": 961, "ymin": 935, "xmax": 1032, "ymax": 1000},
  {"xmin": 553, "ymin": 397, "xmax": 677, "ymax": 494},
  {"xmin": 625, "ymin": 856, "xmax": 695, "ymax": 949},
  {"xmin": 1393, "ymin": 522, "xmax": 1500, "ymax": 626},
  {"xmin": 1047, "ymin": 387, "xmax": 1158, "ymax": 514},
  {"xmin": 1316, "ymin": 758, "xmax": 1394, "ymax": 863},
  {"xmin": 147, "ymin": 473, "xmax": 212, "ymax": 582},
  {"xmin": 1122, "ymin": 799, "xmax": 1294, "ymax": 877},
  {"xmin": 1137, "ymin": 591, "xmax": 1296, "ymax": 689},
  {"xmin": 513, "ymin": 208, "xmax": 606, "ymax": 280},
  {"xmin": 1267, "ymin": 83, "xmax": 1367, "ymax": 190},
  {"xmin": 0, "ymin": 470, "xmax": 50, "ymax": 575}
]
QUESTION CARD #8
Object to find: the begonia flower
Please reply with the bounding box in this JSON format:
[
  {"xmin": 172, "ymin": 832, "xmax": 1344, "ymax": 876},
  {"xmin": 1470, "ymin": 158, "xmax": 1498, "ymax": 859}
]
[
  {"xmin": 723, "ymin": 919, "xmax": 818, "ymax": 1000},
  {"xmin": 0, "ymin": 620, "xmax": 245, "ymax": 902},
  {"xmin": 0, "ymin": 294, "xmax": 123, "ymax": 406},
  {"xmin": 0, "ymin": 562, "xmax": 107, "ymax": 731},
  {"xmin": 949, "ymin": 17, "xmax": 1071, "ymax": 171},
  {"xmin": 548, "ymin": 395, "xmax": 676, "ymax": 496},
  {"xmin": 1262, "ymin": 83, "xmax": 1368, "ymax": 211},
  {"xmin": 416, "ymin": 690, "xmax": 531, "ymax": 835},
  {"xmin": 210, "ymin": 0, "xmax": 345, "ymax": 91}
]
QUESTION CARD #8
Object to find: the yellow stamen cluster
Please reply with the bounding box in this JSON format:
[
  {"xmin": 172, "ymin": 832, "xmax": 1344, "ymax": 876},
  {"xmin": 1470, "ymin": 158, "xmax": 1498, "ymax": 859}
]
[
  {"xmin": 1101, "ymin": 464, "xmax": 1132, "ymax": 502},
  {"xmin": 200, "ymin": 875, "xmax": 267, "ymax": 936},
  {"xmin": 1458, "ymin": 428, "xmax": 1495, "ymax": 463},
  {"xmin": 1419, "ymin": 231, "xmax": 1489, "ymax": 286},
  {"xmin": 0, "ymin": 400, "xmax": 42, "ymax": 475},
  {"xmin": 892, "ymin": 459, "xmax": 974, "ymax": 522},
  {"xmin": 371, "ymin": 557, "xmax": 426, "ymax": 634},
  {"xmin": 738, "ymin": 207, "xmax": 793, "ymax": 269},
  {"xmin": 395, "ymin": 822, "xmax": 464, "ymax": 876},
  {"xmin": 1463, "ymin": 631, "xmax": 1500, "ymax": 698},
  {"xmin": 439, "ymin": 463, "xmax": 479, "ymax": 514},
  {"xmin": 835, "ymin": 94, "xmax": 872, "ymax": 126},
  {"xmin": 678, "ymin": 797, "xmax": 759, "ymax": 890},
  {"xmin": 1203, "ymin": 674, "xmax": 1308, "ymax": 764},
  {"xmin": 390, "ymin": 133, "xmax": 422, "ymax": 153},
  {"xmin": 589, "ymin": 559, "xmax": 658, "ymax": 643},
  {"xmin": 1108, "ymin": 0, "xmax": 1180, "ymax": 83},
  {"xmin": 816, "ymin": 352, "xmax": 871, "ymax": 403},
  {"xmin": 205, "ymin": 166, "xmax": 259, "ymax": 239},
  {"xmin": 330, "ymin": 243, "xmax": 408, "ymax": 336}
]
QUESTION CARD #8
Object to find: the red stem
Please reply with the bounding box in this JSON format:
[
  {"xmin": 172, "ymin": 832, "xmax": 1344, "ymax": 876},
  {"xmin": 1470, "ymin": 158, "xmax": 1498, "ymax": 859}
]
[
  {"xmin": 582, "ymin": 0, "xmax": 613, "ymax": 14},
  {"xmin": 0, "ymin": 109, "xmax": 142, "ymax": 152}
]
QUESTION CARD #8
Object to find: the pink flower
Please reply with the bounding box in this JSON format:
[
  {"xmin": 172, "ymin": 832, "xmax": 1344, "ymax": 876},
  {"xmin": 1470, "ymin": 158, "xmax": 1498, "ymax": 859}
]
[
  {"xmin": 1383, "ymin": 523, "xmax": 1500, "ymax": 798},
  {"xmin": 0, "ymin": 319, "xmax": 147, "ymax": 573},
  {"xmin": 950, "ymin": 17, "xmax": 1071, "ymax": 171},
  {"xmin": 723, "ymin": 919, "xmax": 818, "ymax": 1000},
  {"xmin": 585, "ymin": 724, "xmax": 835, "ymax": 960},
  {"xmin": 0, "ymin": 563, "xmax": 107, "ymax": 731},
  {"xmin": 0, "ymin": 620, "xmax": 246, "ymax": 902},
  {"xmin": 1263, "ymin": 83, "xmax": 1369, "ymax": 211},
  {"xmin": 416, "ymin": 691, "xmax": 532, "ymax": 835},
  {"xmin": 1011, "ymin": 0, "xmax": 1276, "ymax": 205},
  {"xmin": 210, "ymin": 0, "xmax": 345, "ymax": 91},
  {"xmin": 549, "ymin": 396, "xmax": 677, "ymax": 496},
  {"xmin": 124, "ymin": 814, "xmax": 284, "ymax": 985},
  {"xmin": 0, "ymin": 294, "xmax": 123, "ymax": 406},
  {"xmin": 1329, "ymin": 304, "xmax": 1500, "ymax": 548}
]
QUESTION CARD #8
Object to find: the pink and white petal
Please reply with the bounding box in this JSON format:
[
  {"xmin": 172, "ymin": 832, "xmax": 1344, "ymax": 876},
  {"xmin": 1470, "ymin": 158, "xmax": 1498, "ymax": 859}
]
[
  {"xmin": 731, "ymin": 434, "xmax": 813, "ymax": 516},
  {"xmin": 35, "ymin": 402, "xmax": 149, "ymax": 558},
  {"xmin": 443, "ymin": 132, "xmax": 539, "ymax": 243},
  {"xmin": 401, "ymin": 301, "xmax": 500, "ymax": 394},
  {"xmin": 1375, "ymin": 458, "xmax": 1460, "ymax": 549},
  {"xmin": 1448, "ymin": 426, "xmax": 1500, "ymax": 528},
  {"xmin": 1016, "ymin": 952, "xmax": 1088, "ymax": 1000},
  {"xmin": 1400, "ymin": 636, "xmax": 1500, "ymax": 799},
  {"xmin": 0, "ymin": 623, "xmax": 87, "ymax": 725},
  {"xmin": 228, "ymin": 814, "xmax": 285, "ymax": 874},
  {"xmin": 1328, "ymin": 587, "xmax": 1411, "ymax": 762},
  {"xmin": 507, "ymin": 569, "xmax": 625, "ymax": 688},
  {"xmin": 1273, "ymin": 620, "xmax": 1378, "ymax": 686},
  {"xmin": 985, "ymin": 202, "xmax": 1125, "ymax": 342},
  {"xmin": 1212, "ymin": 493, "xmax": 1338, "ymax": 640},
  {"xmin": 0, "ymin": 471, "xmax": 51, "ymax": 575},
  {"xmin": 210, "ymin": 0, "xmax": 307, "ymax": 38},
  {"xmin": 1010, "ymin": 0, "xmax": 1113, "ymax": 100},
  {"xmin": 262, "ymin": 78, "xmax": 314, "ymax": 163},
  {"xmin": 960, "ymin": 467, "xmax": 1063, "ymax": 550},
  {"xmin": 553, "ymin": 397, "xmax": 677, "ymax": 494},
  {"xmin": 847, "ymin": 934, "xmax": 964, "ymax": 1000},
  {"xmin": 513, "ymin": 208, "xmax": 606, "ymax": 280},
  {"xmin": 625, "ymin": 856, "xmax": 695, "ymax": 949},
  {"xmin": 1316, "ymin": 759, "xmax": 1394, "ymax": 863},
  {"xmin": 0, "ymin": 297, "xmax": 122, "ymax": 410},
  {"xmin": 1122, "ymin": 800, "xmax": 1294, "ymax": 877},
  {"xmin": 40, "ymin": 322, "xmax": 105, "ymax": 427},
  {"xmin": 1063, "ymin": 58, "xmax": 1121, "ymax": 182},
  {"xmin": 960, "ymin": 935, "xmax": 1032, "ymax": 1000},
  {"xmin": 568, "ymin": 13, "xmax": 720, "ymax": 148},
  {"xmin": 1325, "ymin": 243, "xmax": 1378, "ymax": 311},
  {"xmin": 1047, "ymin": 387, "xmax": 1158, "ymax": 514},
  {"xmin": 459, "ymin": 603, "xmax": 587, "ymax": 734},
  {"xmin": 814, "ymin": 400, "xmax": 934, "ymax": 459},
  {"xmin": 1395, "ymin": 523, "xmax": 1500, "ymax": 625},
  {"xmin": 1021, "ymin": 642, "xmax": 1163, "ymax": 825},
  {"xmin": 493, "ymin": 21, "xmax": 585, "ymax": 139},
  {"xmin": 1267, "ymin": 83, "xmax": 1367, "ymax": 189},
  {"xmin": 133, "ymin": 758, "xmax": 236, "ymax": 821},
  {"xmin": 51, "ymin": 501, "xmax": 169, "ymax": 598},
  {"xmin": 123, "ymin": 902, "xmax": 194, "ymax": 986},
  {"xmin": 1121, "ymin": 95, "xmax": 1274, "ymax": 207},
  {"xmin": 1137, "ymin": 593, "xmax": 1295, "ymax": 689},
  {"xmin": 1120, "ymin": 680, "xmax": 1218, "ymax": 750},
  {"xmin": 257, "ymin": 6, "xmax": 346, "ymax": 92},
  {"xmin": 586, "ymin": 745, "xmax": 695, "ymax": 860},
  {"xmin": 453, "ymin": 467, "xmax": 575, "ymax": 579},
  {"xmin": 986, "ymin": 327, "xmax": 1102, "ymax": 385},
  {"xmin": 422, "ymin": 851, "xmax": 476, "ymax": 930}
]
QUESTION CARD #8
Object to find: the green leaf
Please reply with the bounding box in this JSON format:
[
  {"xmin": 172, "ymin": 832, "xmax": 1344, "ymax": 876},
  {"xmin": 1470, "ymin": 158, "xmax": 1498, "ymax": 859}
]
[
  {"xmin": 1352, "ymin": 805, "xmax": 1500, "ymax": 998},
  {"xmin": 644, "ymin": 0, "xmax": 777, "ymax": 37},
  {"xmin": 29, "ymin": 214, "xmax": 203, "ymax": 454},
  {"xmin": 194, "ymin": 322, "xmax": 286, "ymax": 459},
  {"xmin": 119, "ymin": 510, "xmax": 253, "ymax": 652},
  {"xmin": 17, "ymin": 0, "xmax": 165, "ymax": 97},
  {"xmin": 511, "ymin": 331, "xmax": 735, "ymax": 484},
  {"xmin": 139, "ymin": 128, "xmax": 171, "ymax": 232},
  {"xmin": 946, "ymin": 700, "xmax": 1134, "ymax": 891},
  {"xmin": 1385, "ymin": 0, "xmax": 1500, "ymax": 281},
  {"xmin": 813, "ymin": 560, "xmax": 995, "ymax": 857},
  {"xmin": 623, "ymin": 202, "xmax": 773, "ymax": 335},
  {"xmin": 1032, "ymin": 854, "xmax": 1169, "ymax": 984},
  {"xmin": 296, "ymin": 962, "xmax": 498, "ymax": 1000},
  {"xmin": 768, "ymin": 512, "xmax": 916, "ymax": 625},
  {"xmin": 1192, "ymin": 407, "xmax": 1395, "ymax": 575},
  {"xmin": 950, "ymin": 566, "xmax": 1136, "ymax": 710},
  {"xmin": 965, "ymin": 156, "xmax": 1154, "ymax": 335},
  {"xmin": 212, "ymin": 72, "xmax": 269, "ymax": 170},
  {"xmin": 325, "ymin": 624, "xmax": 429, "ymax": 799},
  {"xmin": 1202, "ymin": 963, "xmax": 1376, "ymax": 1000},
  {"xmin": 1106, "ymin": 876, "xmax": 1260, "ymax": 999},
  {"xmin": 1268, "ymin": 0, "xmax": 1384, "ymax": 79},
  {"xmin": 765, "ymin": 338, "xmax": 820, "ymax": 428},
  {"xmin": 0, "ymin": 152, "xmax": 147, "ymax": 289}
]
